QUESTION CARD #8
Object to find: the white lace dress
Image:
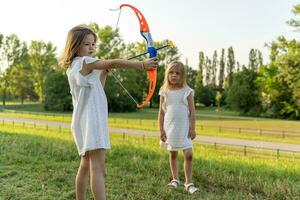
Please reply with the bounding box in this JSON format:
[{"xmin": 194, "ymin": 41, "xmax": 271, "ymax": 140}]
[
  {"xmin": 159, "ymin": 86, "xmax": 194, "ymax": 151},
  {"xmin": 67, "ymin": 56, "xmax": 110, "ymax": 156}
]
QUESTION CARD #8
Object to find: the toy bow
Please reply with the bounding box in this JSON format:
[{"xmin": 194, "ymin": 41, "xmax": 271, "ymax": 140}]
[{"xmin": 111, "ymin": 4, "xmax": 173, "ymax": 108}]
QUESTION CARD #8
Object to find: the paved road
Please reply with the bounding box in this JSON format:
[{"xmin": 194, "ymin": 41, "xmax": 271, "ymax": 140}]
[{"xmin": 1, "ymin": 115, "xmax": 300, "ymax": 152}]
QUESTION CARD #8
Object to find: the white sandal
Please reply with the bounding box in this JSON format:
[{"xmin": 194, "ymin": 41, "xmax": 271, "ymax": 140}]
[
  {"xmin": 167, "ymin": 179, "xmax": 180, "ymax": 189},
  {"xmin": 184, "ymin": 183, "xmax": 199, "ymax": 194}
]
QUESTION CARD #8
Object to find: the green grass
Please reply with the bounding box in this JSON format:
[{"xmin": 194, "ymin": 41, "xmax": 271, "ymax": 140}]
[
  {"xmin": 0, "ymin": 111, "xmax": 71, "ymax": 122},
  {"xmin": 1, "ymin": 125, "xmax": 300, "ymax": 199}
]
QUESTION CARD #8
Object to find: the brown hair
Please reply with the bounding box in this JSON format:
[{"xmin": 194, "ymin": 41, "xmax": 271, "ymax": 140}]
[
  {"xmin": 160, "ymin": 61, "xmax": 187, "ymax": 92},
  {"xmin": 60, "ymin": 25, "xmax": 97, "ymax": 68}
]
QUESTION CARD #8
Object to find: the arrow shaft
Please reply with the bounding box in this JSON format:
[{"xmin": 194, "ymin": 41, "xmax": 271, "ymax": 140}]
[{"xmin": 127, "ymin": 44, "xmax": 169, "ymax": 60}]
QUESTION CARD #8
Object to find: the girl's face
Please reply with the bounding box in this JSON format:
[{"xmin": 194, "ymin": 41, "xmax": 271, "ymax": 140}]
[
  {"xmin": 76, "ymin": 34, "xmax": 96, "ymax": 57},
  {"xmin": 168, "ymin": 66, "xmax": 182, "ymax": 87}
]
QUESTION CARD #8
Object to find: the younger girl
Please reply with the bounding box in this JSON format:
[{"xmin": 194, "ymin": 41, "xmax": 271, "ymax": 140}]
[
  {"xmin": 60, "ymin": 25, "xmax": 158, "ymax": 200},
  {"xmin": 158, "ymin": 61, "xmax": 199, "ymax": 194}
]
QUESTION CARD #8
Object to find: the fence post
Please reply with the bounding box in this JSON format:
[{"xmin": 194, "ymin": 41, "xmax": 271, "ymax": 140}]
[
  {"xmin": 214, "ymin": 142, "xmax": 217, "ymax": 149},
  {"xmin": 244, "ymin": 145, "xmax": 247, "ymax": 156},
  {"xmin": 142, "ymin": 135, "xmax": 145, "ymax": 143},
  {"xmin": 12, "ymin": 121, "xmax": 14, "ymax": 127},
  {"xmin": 238, "ymin": 128, "xmax": 241, "ymax": 134},
  {"xmin": 123, "ymin": 132, "xmax": 125, "ymax": 140},
  {"xmin": 282, "ymin": 131, "xmax": 285, "ymax": 138},
  {"xmin": 277, "ymin": 149, "xmax": 280, "ymax": 159},
  {"xmin": 259, "ymin": 128, "xmax": 262, "ymax": 136},
  {"xmin": 59, "ymin": 125, "xmax": 61, "ymax": 133}
]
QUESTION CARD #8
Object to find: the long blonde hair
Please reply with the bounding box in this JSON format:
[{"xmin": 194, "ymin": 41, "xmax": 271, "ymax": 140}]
[
  {"xmin": 60, "ymin": 25, "xmax": 97, "ymax": 68},
  {"xmin": 160, "ymin": 61, "xmax": 187, "ymax": 92}
]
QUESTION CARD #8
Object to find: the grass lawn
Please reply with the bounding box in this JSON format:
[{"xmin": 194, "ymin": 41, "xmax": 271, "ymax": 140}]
[{"xmin": 1, "ymin": 125, "xmax": 300, "ymax": 199}]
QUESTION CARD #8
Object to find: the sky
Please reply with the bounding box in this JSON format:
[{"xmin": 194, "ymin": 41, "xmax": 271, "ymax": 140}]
[{"xmin": 0, "ymin": 0, "xmax": 298, "ymax": 69}]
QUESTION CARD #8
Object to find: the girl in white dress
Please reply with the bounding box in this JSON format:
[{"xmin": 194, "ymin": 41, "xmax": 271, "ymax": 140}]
[
  {"xmin": 60, "ymin": 25, "xmax": 158, "ymax": 200},
  {"xmin": 158, "ymin": 61, "xmax": 199, "ymax": 194}
]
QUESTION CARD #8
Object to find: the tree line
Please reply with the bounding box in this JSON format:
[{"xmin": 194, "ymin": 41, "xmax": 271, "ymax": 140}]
[
  {"xmin": 196, "ymin": 4, "xmax": 300, "ymax": 119},
  {"xmin": 0, "ymin": 23, "xmax": 180, "ymax": 112},
  {"xmin": 0, "ymin": 4, "xmax": 299, "ymax": 119}
]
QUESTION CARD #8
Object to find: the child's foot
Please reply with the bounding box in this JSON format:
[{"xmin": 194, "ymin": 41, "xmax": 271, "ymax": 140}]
[
  {"xmin": 184, "ymin": 183, "xmax": 199, "ymax": 194},
  {"xmin": 167, "ymin": 179, "xmax": 180, "ymax": 189}
]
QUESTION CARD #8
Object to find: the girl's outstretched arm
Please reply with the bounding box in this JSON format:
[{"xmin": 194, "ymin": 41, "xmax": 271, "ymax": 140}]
[
  {"xmin": 158, "ymin": 95, "xmax": 167, "ymax": 142},
  {"xmin": 187, "ymin": 94, "xmax": 196, "ymax": 140},
  {"xmin": 80, "ymin": 58, "xmax": 158, "ymax": 76}
]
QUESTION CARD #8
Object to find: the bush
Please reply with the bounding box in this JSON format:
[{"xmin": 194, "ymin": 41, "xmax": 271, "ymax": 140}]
[
  {"xmin": 225, "ymin": 68, "xmax": 261, "ymax": 114},
  {"xmin": 44, "ymin": 69, "xmax": 72, "ymax": 111}
]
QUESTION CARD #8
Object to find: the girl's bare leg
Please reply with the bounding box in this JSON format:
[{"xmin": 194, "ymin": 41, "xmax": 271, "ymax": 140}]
[
  {"xmin": 76, "ymin": 153, "xmax": 90, "ymax": 200},
  {"xmin": 183, "ymin": 148, "xmax": 193, "ymax": 184},
  {"xmin": 169, "ymin": 151, "xmax": 179, "ymax": 180},
  {"xmin": 89, "ymin": 149, "xmax": 106, "ymax": 200}
]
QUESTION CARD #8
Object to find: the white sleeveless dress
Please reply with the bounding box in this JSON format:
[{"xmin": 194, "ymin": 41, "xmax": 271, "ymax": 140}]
[
  {"xmin": 159, "ymin": 86, "xmax": 194, "ymax": 151},
  {"xmin": 67, "ymin": 56, "xmax": 110, "ymax": 156}
]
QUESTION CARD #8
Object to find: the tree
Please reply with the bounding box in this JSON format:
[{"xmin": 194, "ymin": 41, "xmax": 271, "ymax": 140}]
[
  {"xmin": 264, "ymin": 38, "xmax": 300, "ymax": 119},
  {"xmin": 218, "ymin": 48, "xmax": 225, "ymax": 89},
  {"xmin": 211, "ymin": 50, "xmax": 218, "ymax": 87},
  {"xmin": 204, "ymin": 56, "xmax": 211, "ymax": 86},
  {"xmin": 256, "ymin": 64, "xmax": 286, "ymax": 117},
  {"xmin": 0, "ymin": 33, "xmax": 4, "ymax": 104},
  {"xmin": 90, "ymin": 23, "xmax": 123, "ymax": 59},
  {"xmin": 0, "ymin": 33, "xmax": 3, "ymax": 47},
  {"xmin": 0, "ymin": 34, "xmax": 28, "ymax": 105},
  {"xmin": 226, "ymin": 68, "xmax": 261, "ymax": 114},
  {"xmin": 287, "ymin": 4, "xmax": 300, "ymax": 32},
  {"xmin": 226, "ymin": 46, "xmax": 235, "ymax": 87},
  {"xmin": 8, "ymin": 58, "xmax": 37, "ymax": 103},
  {"xmin": 0, "ymin": 33, "xmax": 3, "ymax": 62},
  {"xmin": 185, "ymin": 58, "xmax": 197, "ymax": 88},
  {"xmin": 248, "ymin": 48, "xmax": 257, "ymax": 71},
  {"xmin": 196, "ymin": 51, "xmax": 204, "ymax": 86},
  {"xmin": 195, "ymin": 51, "xmax": 205, "ymax": 105},
  {"xmin": 255, "ymin": 49, "xmax": 263, "ymax": 68},
  {"xmin": 0, "ymin": 72, "xmax": 8, "ymax": 105},
  {"xmin": 258, "ymin": 4, "xmax": 300, "ymax": 119},
  {"xmin": 44, "ymin": 69, "xmax": 72, "ymax": 111},
  {"xmin": 248, "ymin": 48, "xmax": 263, "ymax": 71},
  {"xmin": 236, "ymin": 61, "xmax": 241, "ymax": 72},
  {"xmin": 198, "ymin": 86, "xmax": 216, "ymax": 107},
  {"xmin": 29, "ymin": 40, "xmax": 57, "ymax": 102}
]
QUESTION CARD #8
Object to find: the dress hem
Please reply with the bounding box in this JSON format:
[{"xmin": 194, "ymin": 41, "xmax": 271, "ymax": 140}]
[
  {"xmin": 167, "ymin": 145, "xmax": 193, "ymax": 151},
  {"xmin": 79, "ymin": 146, "xmax": 111, "ymax": 156}
]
